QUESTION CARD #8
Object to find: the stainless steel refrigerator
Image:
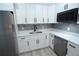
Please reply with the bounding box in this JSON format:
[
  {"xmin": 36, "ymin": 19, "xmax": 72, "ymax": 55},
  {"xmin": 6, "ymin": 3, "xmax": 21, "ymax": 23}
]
[{"xmin": 0, "ymin": 11, "xmax": 18, "ymax": 56}]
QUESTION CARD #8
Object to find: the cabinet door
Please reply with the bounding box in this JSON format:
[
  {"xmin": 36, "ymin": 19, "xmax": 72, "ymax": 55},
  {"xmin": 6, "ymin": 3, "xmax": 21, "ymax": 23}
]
[
  {"xmin": 35, "ymin": 39, "xmax": 40, "ymax": 49},
  {"xmin": 35, "ymin": 5, "xmax": 43, "ymax": 23},
  {"xmin": 39, "ymin": 36, "xmax": 47, "ymax": 48},
  {"xmin": 17, "ymin": 37, "xmax": 25, "ymax": 53},
  {"xmin": 26, "ymin": 4, "xmax": 35, "ymax": 24},
  {"xmin": 15, "ymin": 3, "xmax": 26, "ymax": 24},
  {"xmin": 30, "ymin": 37, "xmax": 42, "ymax": 50},
  {"xmin": 29, "ymin": 37, "xmax": 36, "ymax": 50},
  {"xmin": 17, "ymin": 37, "xmax": 28, "ymax": 53},
  {"xmin": 29, "ymin": 36, "xmax": 48, "ymax": 50},
  {"xmin": 42, "ymin": 5, "xmax": 48, "ymax": 23},
  {"xmin": 48, "ymin": 5, "xmax": 57, "ymax": 23}
]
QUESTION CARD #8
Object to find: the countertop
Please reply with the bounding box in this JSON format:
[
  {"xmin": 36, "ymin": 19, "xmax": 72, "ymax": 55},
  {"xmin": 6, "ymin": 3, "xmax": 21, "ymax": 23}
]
[
  {"xmin": 50, "ymin": 29, "xmax": 79, "ymax": 45},
  {"xmin": 16, "ymin": 28, "xmax": 79, "ymax": 45}
]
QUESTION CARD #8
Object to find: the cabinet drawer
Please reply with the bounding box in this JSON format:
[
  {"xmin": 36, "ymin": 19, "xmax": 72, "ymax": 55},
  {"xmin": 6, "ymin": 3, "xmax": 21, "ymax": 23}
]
[
  {"xmin": 68, "ymin": 41, "xmax": 79, "ymax": 49},
  {"xmin": 67, "ymin": 41, "xmax": 79, "ymax": 56}
]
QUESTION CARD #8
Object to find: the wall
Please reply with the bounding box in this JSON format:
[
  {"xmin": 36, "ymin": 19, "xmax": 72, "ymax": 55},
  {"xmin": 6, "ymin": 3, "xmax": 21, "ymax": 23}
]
[
  {"xmin": 17, "ymin": 23, "xmax": 79, "ymax": 34},
  {"xmin": 52, "ymin": 23, "xmax": 79, "ymax": 34}
]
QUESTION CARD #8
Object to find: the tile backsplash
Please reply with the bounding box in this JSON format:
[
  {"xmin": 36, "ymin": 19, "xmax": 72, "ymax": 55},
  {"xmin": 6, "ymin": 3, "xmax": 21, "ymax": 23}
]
[
  {"xmin": 18, "ymin": 24, "xmax": 53, "ymax": 31},
  {"xmin": 18, "ymin": 23, "xmax": 79, "ymax": 34},
  {"xmin": 52, "ymin": 23, "xmax": 79, "ymax": 34}
]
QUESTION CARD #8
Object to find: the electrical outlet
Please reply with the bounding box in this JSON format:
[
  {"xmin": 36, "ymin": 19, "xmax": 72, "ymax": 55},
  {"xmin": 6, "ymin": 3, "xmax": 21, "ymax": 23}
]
[{"xmin": 67, "ymin": 27, "xmax": 70, "ymax": 31}]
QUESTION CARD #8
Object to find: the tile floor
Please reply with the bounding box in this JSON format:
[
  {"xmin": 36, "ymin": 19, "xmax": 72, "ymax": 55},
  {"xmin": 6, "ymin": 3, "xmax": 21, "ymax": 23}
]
[{"xmin": 19, "ymin": 47, "xmax": 57, "ymax": 56}]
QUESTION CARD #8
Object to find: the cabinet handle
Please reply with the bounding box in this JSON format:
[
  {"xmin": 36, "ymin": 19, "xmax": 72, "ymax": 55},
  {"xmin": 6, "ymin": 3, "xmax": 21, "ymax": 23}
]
[
  {"xmin": 25, "ymin": 18, "xmax": 27, "ymax": 23},
  {"xmin": 27, "ymin": 41, "xmax": 29, "ymax": 46},
  {"xmin": 43, "ymin": 18, "xmax": 44, "ymax": 22},
  {"xmin": 21, "ymin": 38, "xmax": 25, "ymax": 40},
  {"xmin": 36, "ymin": 40, "xmax": 39, "ymax": 44},
  {"xmin": 69, "ymin": 44, "xmax": 76, "ymax": 48}
]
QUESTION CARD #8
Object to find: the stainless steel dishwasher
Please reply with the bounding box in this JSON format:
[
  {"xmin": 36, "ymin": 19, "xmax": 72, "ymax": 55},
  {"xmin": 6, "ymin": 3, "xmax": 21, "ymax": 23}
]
[{"xmin": 53, "ymin": 35, "xmax": 68, "ymax": 56}]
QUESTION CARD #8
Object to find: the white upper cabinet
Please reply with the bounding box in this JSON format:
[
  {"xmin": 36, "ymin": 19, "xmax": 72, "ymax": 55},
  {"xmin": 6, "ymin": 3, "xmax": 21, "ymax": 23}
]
[
  {"xmin": 48, "ymin": 5, "xmax": 57, "ymax": 23},
  {"xmin": 26, "ymin": 4, "xmax": 35, "ymax": 24},
  {"xmin": 35, "ymin": 5, "xmax": 43, "ymax": 23},
  {"xmin": 42, "ymin": 5, "xmax": 48, "ymax": 23},
  {"xmin": 15, "ymin": 4, "xmax": 36, "ymax": 24},
  {"xmin": 15, "ymin": 3, "xmax": 58, "ymax": 24},
  {"xmin": 35, "ymin": 4, "xmax": 57, "ymax": 24},
  {"xmin": 15, "ymin": 3, "xmax": 26, "ymax": 24},
  {"xmin": 57, "ymin": 3, "xmax": 79, "ymax": 13},
  {"xmin": 0, "ymin": 3, "xmax": 14, "ymax": 11}
]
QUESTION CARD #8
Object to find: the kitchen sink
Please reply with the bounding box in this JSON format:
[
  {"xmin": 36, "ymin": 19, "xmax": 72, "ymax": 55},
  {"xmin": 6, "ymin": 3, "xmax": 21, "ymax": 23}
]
[{"xmin": 29, "ymin": 31, "xmax": 42, "ymax": 34}]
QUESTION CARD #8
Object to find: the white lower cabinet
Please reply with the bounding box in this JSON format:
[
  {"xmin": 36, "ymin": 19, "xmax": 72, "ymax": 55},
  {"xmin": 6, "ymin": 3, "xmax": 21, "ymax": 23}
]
[
  {"xmin": 29, "ymin": 37, "xmax": 37, "ymax": 50},
  {"xmin": 67, "ymin": 41, "xmax": 79, "ymax": 56},
  {"xmin": 30, "ymin": 35, "xmax": 49, "ymax": 50},
  {"xmin": 17, "ymin": 37, "xmax": 30, "ymax": 53},
  {"xmin": 17, "ymin": 34, "xmax": 49, "ymax": 53},
  {"xmin": 35, "ymin": 37, "xmax": 41, "ymax": 49}
]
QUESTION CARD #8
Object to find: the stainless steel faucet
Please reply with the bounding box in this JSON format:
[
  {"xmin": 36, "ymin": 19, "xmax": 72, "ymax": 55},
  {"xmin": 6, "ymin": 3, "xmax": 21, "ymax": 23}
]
[{"xmin": 34, "ymin": 25, "xmax": 37, "ymax": 32}]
